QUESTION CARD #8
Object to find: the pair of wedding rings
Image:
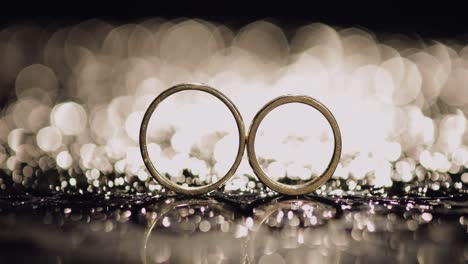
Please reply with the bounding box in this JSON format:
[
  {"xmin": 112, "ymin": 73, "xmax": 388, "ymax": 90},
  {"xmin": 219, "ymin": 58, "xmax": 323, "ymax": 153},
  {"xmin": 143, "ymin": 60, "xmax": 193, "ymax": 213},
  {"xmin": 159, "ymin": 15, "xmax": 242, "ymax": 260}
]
[{"xmin": 139, "ymin": 83, "xmax": 342, "ymax": 196}]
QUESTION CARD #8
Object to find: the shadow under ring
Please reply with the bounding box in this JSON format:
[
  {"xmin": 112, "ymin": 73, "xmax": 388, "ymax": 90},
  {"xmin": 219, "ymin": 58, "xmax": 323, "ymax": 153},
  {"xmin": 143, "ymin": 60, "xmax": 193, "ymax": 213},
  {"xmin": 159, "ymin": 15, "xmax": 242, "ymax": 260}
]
[
  {"xmin": 139, "ymin": 83, "xmax": 246, "ymax": 195},
  {"xmin": 247, "ymin": 95, "xmax": 342, "ymax": 195}
]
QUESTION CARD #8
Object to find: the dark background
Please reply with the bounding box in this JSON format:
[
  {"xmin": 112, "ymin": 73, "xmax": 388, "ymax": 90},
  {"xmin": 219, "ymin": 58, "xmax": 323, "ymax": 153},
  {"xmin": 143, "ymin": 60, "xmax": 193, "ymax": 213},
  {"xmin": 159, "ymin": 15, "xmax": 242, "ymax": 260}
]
[{"xmin": 1, "ymin": 1, "xmax": 468, "ymax": 39}]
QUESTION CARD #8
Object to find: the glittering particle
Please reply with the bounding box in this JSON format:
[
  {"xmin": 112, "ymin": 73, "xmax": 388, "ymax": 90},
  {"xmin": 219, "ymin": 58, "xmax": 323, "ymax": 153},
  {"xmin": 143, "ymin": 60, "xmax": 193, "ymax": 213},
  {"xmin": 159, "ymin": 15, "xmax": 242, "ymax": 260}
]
[
  {"xmin": 276, "ymin": 210, "xmax": 284, "ymax": 223},
  {"xmin": 15, "ymin": 64, "xmax": 58, "ymax": 100},
  {"xmin": 22, "ymin": 166, "xmax": 33, "ymax": 178},
  {"xmin": 124, "ymin": 111, "xmax": 144, "ymax": 142},
  {"xmin": 247, "ymin": 181, "xmax": 256, "ymax": 189},
  {"xmin": 235, "ymin": 224, "xmax": 248, "ymax": 238},
  {"xmin": 51, "ymin": 102, "xmax": 87, "ymax": 136},
  {"xmin": 69, "ymin": 178, "xmax": 77, "ymax": 186},
  {"xmin": 12, "ymin": 171, "xmax": 23, "ymax": 183},
  {"xmin": 6, "ymin": 156, "xmax": 18, "ymax": 171},
  {"xmin": 421, "ymin": 212, "xmax": 433, "ymax": 222},
  {"xmin": 137, "ymin": 169, "xmax": 149, "ymax": 181},
  {"xmin": 310, "ymin": 216, "xmax": 318, "ymax": 225},
  {"xmin": 199, "ymin": 220, "xmax": 211, "ymax": 232},
  {"xmin": 8, "ymin": 128, "xmax": 27, "ymax": 152},
  {"xmin": 104, "ymin": 221, "xmax": 114, "ymax": 232},
  {"xmin": 122, "ymin": 210, "xmax": 131, "ymax": 218},
  {"xmin": 289, "ymin": 215, "xmax": 300, "ymax": 227},
  {"xmin": 407, "ymin": 220, "xmax": 418, "ymax": 231},
  {"xmin": 56, "ymin": 151, "xmax": 73, "ymax": 169},
  {"xmin": 245, "ymin": 217, "xmax": 254, "ymax": 228},
  {"xmin": 461, "ymin": 173, "xmax": 468, "ymax": 183},
  {"xmin": 36, "ymin": 126, "xmax": 62, "ymax": 152},
  {"xmin": 90, "ymin": 168, "xmax": 100, "ymax": 180},
  {"xmin": 92, "ymin": 180, "xmax": 99, "ymax": 187},
  {"xmin": 162, "ymin": 216, "xmax": 171, "ymax": 227}
]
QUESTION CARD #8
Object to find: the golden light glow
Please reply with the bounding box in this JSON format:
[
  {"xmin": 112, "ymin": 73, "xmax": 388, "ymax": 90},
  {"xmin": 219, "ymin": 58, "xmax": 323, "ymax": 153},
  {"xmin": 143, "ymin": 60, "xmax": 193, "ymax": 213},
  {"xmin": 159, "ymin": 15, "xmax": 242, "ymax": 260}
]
[{"xmin": 0, "ymin": 18, "xmax": 467, "ymax": 192}]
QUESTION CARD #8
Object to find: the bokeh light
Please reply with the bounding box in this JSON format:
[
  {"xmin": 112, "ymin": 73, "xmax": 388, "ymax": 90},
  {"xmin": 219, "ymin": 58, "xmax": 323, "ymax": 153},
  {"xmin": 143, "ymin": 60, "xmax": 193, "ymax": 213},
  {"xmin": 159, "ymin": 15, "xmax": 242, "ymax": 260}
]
[{"xmin": 0, "ymin": 18, "xmax": 467, "ymax": 194}]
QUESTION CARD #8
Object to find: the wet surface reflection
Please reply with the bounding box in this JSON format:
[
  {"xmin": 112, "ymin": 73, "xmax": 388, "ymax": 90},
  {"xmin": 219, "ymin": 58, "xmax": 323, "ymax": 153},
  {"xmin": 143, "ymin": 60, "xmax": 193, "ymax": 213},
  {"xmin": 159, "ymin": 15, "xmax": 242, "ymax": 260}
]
[
  {"xmin": 0, "ymin": 192, "xmax": 466, "ymax": 263},
  {"xmin": 143, "ymin": 198, "xmax": 241, "ymax": 263}
]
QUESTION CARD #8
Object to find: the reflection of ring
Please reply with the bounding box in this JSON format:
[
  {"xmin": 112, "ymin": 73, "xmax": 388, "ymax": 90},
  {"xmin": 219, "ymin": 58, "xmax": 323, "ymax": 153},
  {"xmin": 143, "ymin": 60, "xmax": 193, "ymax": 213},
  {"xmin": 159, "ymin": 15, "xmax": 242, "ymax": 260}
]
[
  {"xmin": 141, "ymin": 198, "xmax": 237, "ymax": 264},
  {"xmin": 247, "ymin": 95, "xmax": 342, "ymax": 195},
  {"xmin": 245, "ymin": 197, "xmax": 336, "ymax": 262},
  {"xmin": 139, "ymin": 83, "xmax": 246, "ymax": 195}
]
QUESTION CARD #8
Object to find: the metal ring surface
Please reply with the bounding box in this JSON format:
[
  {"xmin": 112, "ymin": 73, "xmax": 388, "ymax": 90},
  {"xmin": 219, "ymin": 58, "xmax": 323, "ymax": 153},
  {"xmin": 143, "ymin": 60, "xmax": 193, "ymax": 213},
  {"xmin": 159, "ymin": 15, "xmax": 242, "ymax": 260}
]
[
  {"xmin": 247, "ymin": 95, "xmax": 342, "ymax": 195},
  {"xmin": 139, "ymin": 83, "xmax": 246, "ymax": 195}
]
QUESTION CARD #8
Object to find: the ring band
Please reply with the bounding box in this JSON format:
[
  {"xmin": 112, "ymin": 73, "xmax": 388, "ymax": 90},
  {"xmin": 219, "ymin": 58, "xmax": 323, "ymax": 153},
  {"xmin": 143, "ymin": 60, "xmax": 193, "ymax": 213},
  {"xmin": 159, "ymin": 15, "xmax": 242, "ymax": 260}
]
[
  {"xmin": 247, "ymin": 95, "xmax": 342, "ymax": 195},
  {"xmin": 139, "ymin": 83, "xmax": 246, "ymax": 195}
]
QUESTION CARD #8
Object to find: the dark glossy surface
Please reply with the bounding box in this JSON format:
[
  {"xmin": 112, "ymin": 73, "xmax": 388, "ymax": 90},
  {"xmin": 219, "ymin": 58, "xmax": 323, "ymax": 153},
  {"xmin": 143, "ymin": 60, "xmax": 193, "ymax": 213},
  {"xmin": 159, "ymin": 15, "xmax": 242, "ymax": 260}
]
[{"xmin": 0, "ymin": 181, "xmax": 467, "ymax": 263}]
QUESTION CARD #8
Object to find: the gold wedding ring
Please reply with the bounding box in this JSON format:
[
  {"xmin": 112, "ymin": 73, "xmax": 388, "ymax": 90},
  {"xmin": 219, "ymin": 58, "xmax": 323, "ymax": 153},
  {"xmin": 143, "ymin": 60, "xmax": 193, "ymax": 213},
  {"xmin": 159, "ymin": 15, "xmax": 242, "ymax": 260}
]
[
  {"xmin": 247, "ymin": 95, "xmax": 342, "ymax": 195},
  {"xmin": 140, "ymin": 83, "xmax": 342, "ymax": 196},
  {"xmin": 139, "ymin": 83, "xmax": 246, "ymax": 195}
]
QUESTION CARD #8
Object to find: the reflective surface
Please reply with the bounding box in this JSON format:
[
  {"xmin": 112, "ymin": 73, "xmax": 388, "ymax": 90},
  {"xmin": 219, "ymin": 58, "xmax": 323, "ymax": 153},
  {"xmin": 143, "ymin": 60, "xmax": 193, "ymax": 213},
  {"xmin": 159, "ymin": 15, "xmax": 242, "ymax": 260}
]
[{"xmin": 0, "ymin": 182, "xmax": 466, "ymax": 263}]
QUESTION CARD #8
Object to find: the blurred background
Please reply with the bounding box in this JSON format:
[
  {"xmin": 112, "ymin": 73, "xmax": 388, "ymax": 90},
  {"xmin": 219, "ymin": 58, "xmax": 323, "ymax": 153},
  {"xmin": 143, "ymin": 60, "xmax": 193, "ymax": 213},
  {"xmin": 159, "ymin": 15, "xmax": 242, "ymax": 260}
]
[{"xmin": 0, "ymin": 4, "xmax": 467, "ymax": 263}]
